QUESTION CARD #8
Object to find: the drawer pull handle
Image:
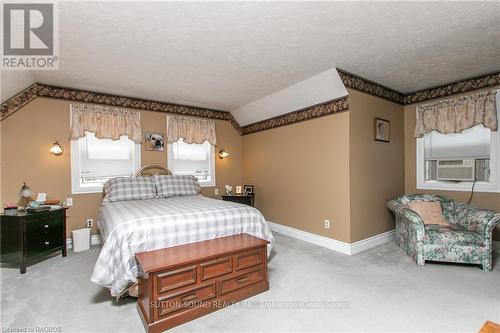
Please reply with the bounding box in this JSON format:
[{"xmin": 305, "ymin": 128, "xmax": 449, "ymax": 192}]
[
  {"xmin": 44, "ymin": 225, "xmax": 49, "ymax": 228},
  {"xmin": 180, "ymin": 294, "xmax": 197, "ymax": 303},
  {"xmin": 236, "ymin": 276, "xmax": 249, "ymax": 284},
  {"xmin": 44, "ymin": 241, "xmax": 50, "ymax": 245}
]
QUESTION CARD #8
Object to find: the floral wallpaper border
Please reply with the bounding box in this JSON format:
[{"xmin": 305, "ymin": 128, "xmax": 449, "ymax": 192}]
[
  {"xmin": 1, "ymin": 70, "xmax": 499, "ymax": 135},
  {"xmin": 0, "ymin": 83, "xmax": 232, "ymax": 122},
  {"xmin": 240, "ymin": 97, "xmax": 349, "ymax": 135},
  {"xmin": 338, "ymin": 68, "xmax": 500, "ymax": 106},
  {"xmin": 337, "ymin": 69, "xmax": 405, "ymax": 104},
  {"xmin": 403, "ymin": 72, "xmax": 500, "ymax": 104}
]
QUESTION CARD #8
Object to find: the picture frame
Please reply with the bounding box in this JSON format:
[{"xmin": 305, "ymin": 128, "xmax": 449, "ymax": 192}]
[
  {"xmin": 235, "ymin": 185, "xmax": 243, "ymax": 195},
  {"xmin": 374, "ymin": 118, "xmax": 390, "ymax": 142},
  {"xmin": 243, "ymin": 185, "xmax": 254, "ymax": 196},
  {"xmin": 144, "ymin": 132, "xmax": 165, "ymax": 151}
]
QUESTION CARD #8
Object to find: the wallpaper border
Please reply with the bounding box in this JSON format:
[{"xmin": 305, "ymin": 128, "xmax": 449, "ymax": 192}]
[
  {"xmin": 2, "ymin": 70, "xmax": 499, "ymax": 135},
  {"xmin": 338, "ymin": 68, "xmax": 500, "ymax": 105},
  {"xmin": 403, "ymin": 71, "xmax": 500, "ymax": 104},
  {"xmin": 241, "ymin": 96, "xmax": 349, "ymax": 135},
  {"xmin": 1, "ymin": 83, "xmax": 232, "ymax": 122},
  {"xmin": 337, "ymin": 69, "xmax": 404, "ymax": 104}
]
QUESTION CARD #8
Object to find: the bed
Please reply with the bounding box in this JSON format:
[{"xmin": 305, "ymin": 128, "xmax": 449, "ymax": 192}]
[{"xmin": 91, "ymin": 165, "xmax": 274, "ymax": 297}]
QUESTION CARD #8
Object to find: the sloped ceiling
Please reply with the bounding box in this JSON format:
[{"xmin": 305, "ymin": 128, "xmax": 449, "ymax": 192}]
[{"xmin": 1, "ymin": 1, "xmax": 499, "ymax": 125}]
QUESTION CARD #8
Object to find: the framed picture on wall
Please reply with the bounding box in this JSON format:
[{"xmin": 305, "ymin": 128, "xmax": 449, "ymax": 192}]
[
  {"xmin": 144, "ymin": 132, "xmax": 165, "ymax": 151},
  {"xmin": 374, "ymin": 118, "xmax": 390, "ymax": 142}
]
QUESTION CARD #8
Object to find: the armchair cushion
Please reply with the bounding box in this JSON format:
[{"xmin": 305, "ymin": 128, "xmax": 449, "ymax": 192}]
[
  {"xmin": 407, "ymin": 201, "xmax": 449, "ymax": 226},
  {"xmin": 424, "ymin": 225, "xmax": 484, "ymax": 247}
]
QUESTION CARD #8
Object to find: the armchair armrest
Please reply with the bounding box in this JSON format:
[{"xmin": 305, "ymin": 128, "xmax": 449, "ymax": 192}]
[
  {"xmin": 454, "ymin": 203, "xmax": 500, "ymax": 243},
  {"xmin": 387, "ymin": 200, "xmax": 425, "ymax": 233}
]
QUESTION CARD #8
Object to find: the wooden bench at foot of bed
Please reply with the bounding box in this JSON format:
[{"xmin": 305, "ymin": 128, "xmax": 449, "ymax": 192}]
[{"xmin": 135, "ymin": 234, "xmax": 270, "ymax": 333}]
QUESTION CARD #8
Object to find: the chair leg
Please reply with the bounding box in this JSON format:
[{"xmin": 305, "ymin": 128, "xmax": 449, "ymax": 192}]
[{"xmin": 481, "ymin": 258, "xmax": 492, "ymax": 271}]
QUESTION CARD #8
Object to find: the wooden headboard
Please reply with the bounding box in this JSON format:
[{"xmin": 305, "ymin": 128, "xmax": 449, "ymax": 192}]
[{"xmin": 102, "ymin": 164, "xmax": 172, "ymax": 198}]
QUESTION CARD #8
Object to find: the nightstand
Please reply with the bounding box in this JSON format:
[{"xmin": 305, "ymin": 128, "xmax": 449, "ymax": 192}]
[
  {"xmin": 221, "ymin": 194, "xmax": 255, "ymax": 207},
  {"xmin": 0, "ymin": 208, "xmax": 68, "ymax": 273}
]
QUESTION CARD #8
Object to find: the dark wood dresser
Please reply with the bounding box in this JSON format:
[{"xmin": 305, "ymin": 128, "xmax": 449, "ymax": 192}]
[
  {"xmin": 0, "ymin": 208, "xmax": 67, "ymax": 273},
  {"xmin": 221, "ymin": 194, "xmax": 255, "ymax": 207},
  {"xmin": 135, "ymin": 234, "xmax": 269, "ymax": 333}
]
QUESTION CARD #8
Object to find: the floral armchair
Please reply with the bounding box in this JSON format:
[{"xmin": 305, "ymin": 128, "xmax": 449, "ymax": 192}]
[{"xmin": 387, "ymin": 194, "xmax": 500, "ymax": 271}]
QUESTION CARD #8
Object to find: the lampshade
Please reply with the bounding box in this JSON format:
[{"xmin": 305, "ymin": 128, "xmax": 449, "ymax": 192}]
[
  {"xmin": 17, "ymin": 182, "xmax": 34, "ymax": 198},
  {"xmin": 50, "ymin": 141, "xmax": 63, "ymax": 155},
  {"xmin": 218, "ymin": 149, "xmax": 229, "ymax": 159}
]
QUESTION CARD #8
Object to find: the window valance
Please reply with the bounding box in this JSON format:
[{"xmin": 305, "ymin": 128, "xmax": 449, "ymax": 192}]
[
  {"xmin": 70, "ymin": 103, "xmax": 142, "ymax": 143},
  {"xmin": 414, "ymin": 90, "xmax": 497, "ymax": 138},
  {"xmin": 167, "ymin": 115, "xmax": 217, "ymax": 145}
]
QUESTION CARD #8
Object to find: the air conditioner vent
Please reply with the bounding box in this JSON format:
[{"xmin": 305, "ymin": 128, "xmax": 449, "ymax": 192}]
[{"xmin": 437, "ymin": 159, "xmax": 475, "ymax": 181}]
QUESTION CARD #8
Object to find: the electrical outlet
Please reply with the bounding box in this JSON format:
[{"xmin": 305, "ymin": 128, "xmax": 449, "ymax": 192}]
[
  {"xmin": 86, "ymin": 218, "xmax": 93, "ymax": 228},
  {"xmin": 214, "ymin": 188, "xmax": 219, "ymax": 195},
  {"xmin": 66, "ymin": 198, "xmax": 73, "ymax": 207},
  {"xmin": 324, "ymin": 219, "xmax": 330, "ymax": 229}
]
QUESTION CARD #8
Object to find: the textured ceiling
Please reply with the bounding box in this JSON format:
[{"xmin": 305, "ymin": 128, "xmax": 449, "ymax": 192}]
[{"xmin": 1, "ymin": 1, "xmax": 499, "ymax": 123}]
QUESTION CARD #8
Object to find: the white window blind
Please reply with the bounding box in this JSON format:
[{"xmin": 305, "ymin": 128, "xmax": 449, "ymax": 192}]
[
  {"xmin": 167, "ymin": 138, "xmax": 215, "ymax": 187},
  {"xmin": 71, "ymin": 132, "xmax": 140, "ymax": 194}
]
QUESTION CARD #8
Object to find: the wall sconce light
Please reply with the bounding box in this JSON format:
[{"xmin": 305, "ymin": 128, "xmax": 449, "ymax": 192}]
[
  {"xmin": 218, "ymin": 149, "xmax": 229, "ymax": 159},
  {"xmin": 49, "ymin": 141, "xmax": 63, "ymax": 155}
]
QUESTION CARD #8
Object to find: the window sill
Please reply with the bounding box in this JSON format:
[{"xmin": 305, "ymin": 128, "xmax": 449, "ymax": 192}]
[
  {"xmin": 71, "ymin": 187, "xmax": 104, "ymax": 195},
  {"xmin": 417, "ymin": 182, "xmax": 500, "ymax": 193}
]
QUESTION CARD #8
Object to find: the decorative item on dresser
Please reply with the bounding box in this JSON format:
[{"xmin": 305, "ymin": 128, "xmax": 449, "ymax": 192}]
[
  {"xmin": 222, "ymin": 194, "xmax": 255, "ymax": 207},
  {"xmin": 135, "ymin": 234, "xmax": 270, "ymax": 333},
  {"xmin": 0, "ymin": 207, "xmax": 68, "ymax": 273}
]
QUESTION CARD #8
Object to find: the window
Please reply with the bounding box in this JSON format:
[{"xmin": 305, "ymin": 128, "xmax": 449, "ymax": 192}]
[
  {"xmin": 71, "ymin": 132, "xmax": 140, "ymax": 194},
  {"xmin": 167, "ymin": 138, "xmax": 215, "ymax": 187},
  {"xmin": 417, "ymin": 124, "xmax": 500, "ymax": 193}
]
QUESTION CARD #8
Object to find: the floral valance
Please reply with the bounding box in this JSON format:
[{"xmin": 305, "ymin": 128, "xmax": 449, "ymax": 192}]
[
  {"xmin": 167, "ymin": 115, "xmax": 217, "ymax": 145},
  {"xmin": 70, "ymin": 103, "xmax": 141, "ymax": 143},
  {"xmin": 414, "ymin": 90, "xmax": 497, "ymax": 138}
]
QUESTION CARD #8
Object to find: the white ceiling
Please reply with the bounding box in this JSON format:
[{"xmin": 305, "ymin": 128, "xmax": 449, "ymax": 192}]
[{"xmin": 1, "ymin": 1, "xmax": 499, "ymax": 124}]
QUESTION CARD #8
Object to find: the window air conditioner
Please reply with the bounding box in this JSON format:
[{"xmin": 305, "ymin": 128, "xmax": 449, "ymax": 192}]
[{"xmin": 436, "ymin": 159, "xmax": 475, "ymax": 181}]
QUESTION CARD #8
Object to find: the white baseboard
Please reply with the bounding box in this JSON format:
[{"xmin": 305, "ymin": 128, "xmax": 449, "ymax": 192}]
[
  {"xmin": 267, "ymin": 221, "xmax": 394, "ymax": 256},
  {"xmin": 66, "ymin": 234, "xmax": 102, "ymax": 250},
  {"xmin": 267, "ymin": 221, "xmax": 351, "ymax": 255},
  {"xmin": 350, "ymin": 229, "xmax": 396, "ymax": 255}
]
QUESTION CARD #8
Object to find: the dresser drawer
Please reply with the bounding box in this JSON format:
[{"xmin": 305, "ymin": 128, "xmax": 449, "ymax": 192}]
[
  {"xmin": 200, "ymin": 256, "xmax": 232, "ymax": 281},
  {"xmin": 219, "ymin": 266, "xmax": 263, "ymax": 295},
  {"xmin": 26, "ymin": 217, "xmax": 63, "ymax": 256},
  {"xmin": 235, "ymin": 249, "xmax": 262, "ymax": 270},
  {"xmin": 156, "ymin": 282, "xmax": 217, "ymax": 319},
  {"xmin": 155, "ymin": 265, "xmax": 197, "ymax": 294},
  {"xmin": 26, "ymin": 215, "xmax": 63, "ymax": 235}
]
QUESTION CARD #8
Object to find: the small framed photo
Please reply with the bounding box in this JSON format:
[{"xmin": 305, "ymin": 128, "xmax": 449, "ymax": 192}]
[
  {"xmin": 235, "ymin": 185, "xmax": 243, "ymax": 195},
  {"xmin": 244, "ymin": 185, "xmax": 254, "ymax": 196},
  {"xmin": 374, "ymin": 118, "xmax": 390, "ymax": 143},
  {"xmin": 144, "ymin": 132, "xmax": 165, "ymax": 151}
]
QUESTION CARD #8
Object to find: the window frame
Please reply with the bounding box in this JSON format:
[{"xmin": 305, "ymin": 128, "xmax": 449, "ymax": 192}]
[
  {"xmin": 416, "ymin": 124, "xmax": 500, "ymax": 193},
  {"xmin": 70, "ymin": 135, "xmax": 141, "ymax": 194},
  {"xmin": 166, "ymin": 140, "xmax": 216, "ymax": 187}
]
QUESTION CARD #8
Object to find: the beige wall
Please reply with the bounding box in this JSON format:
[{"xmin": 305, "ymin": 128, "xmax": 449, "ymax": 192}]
[
  {"xmin": 404, "ymin": 100, "xmax": 500, "ymax": 239},
  {"xmin": 1, "ymin": 98, "xmax": 242, "ymax": 237},
  {"xmin": 242, "ymin": 113, "xmax": 351, "ymax": 242},
  {"xmin": 348, "ymin": 89, "xmax": 405, "ymax": 242}
]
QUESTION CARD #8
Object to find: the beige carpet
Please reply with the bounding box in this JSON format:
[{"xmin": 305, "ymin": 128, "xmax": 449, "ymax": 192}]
[{"xmin": 1, "ymin": 233, "xmax": 499, "ymax": 332}]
